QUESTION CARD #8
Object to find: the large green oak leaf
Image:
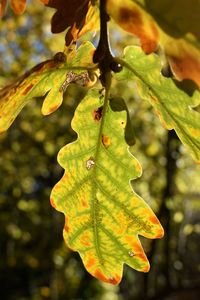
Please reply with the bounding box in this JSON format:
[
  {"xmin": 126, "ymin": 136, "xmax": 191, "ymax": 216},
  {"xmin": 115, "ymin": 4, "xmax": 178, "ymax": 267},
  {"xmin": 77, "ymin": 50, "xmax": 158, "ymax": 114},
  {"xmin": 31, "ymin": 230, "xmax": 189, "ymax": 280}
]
[
  {"xmin": 50, "ymin": 89, "xmax": 164, "ymax": 285},
  {"xmin": 115, "ymin": 46, "xmax": 200, "ymax": 163}
]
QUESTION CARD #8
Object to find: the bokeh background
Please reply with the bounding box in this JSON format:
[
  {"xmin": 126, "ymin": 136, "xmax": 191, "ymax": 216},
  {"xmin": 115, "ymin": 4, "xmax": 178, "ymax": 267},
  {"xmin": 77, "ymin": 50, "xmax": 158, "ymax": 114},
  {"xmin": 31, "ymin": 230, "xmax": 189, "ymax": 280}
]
[{"xmin": 0, "ymin": 2, "xmax": 200, "ymax": 299}]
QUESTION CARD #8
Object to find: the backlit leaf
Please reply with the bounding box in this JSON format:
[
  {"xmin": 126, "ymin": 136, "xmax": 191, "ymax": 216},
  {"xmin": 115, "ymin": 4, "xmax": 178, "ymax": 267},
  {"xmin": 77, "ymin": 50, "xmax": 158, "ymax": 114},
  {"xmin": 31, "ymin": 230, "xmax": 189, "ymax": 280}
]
[
  {"xmin": 10, "ymin": 0, "xmax": 26, "ymax": 14},
  {"xmin": 106, "ymin": 0, "xmax": 200, "ymax": 87},
  {"xmin": 51, "ymin": 89, "xmax": 164, "ymax": 285},
  {"xmin": 0, "ymin": 42, "xmax": 96, "ymax": 133},
  {"xmin": 115, "ymin": 46, "xmax": 200, "ymax": 162}
]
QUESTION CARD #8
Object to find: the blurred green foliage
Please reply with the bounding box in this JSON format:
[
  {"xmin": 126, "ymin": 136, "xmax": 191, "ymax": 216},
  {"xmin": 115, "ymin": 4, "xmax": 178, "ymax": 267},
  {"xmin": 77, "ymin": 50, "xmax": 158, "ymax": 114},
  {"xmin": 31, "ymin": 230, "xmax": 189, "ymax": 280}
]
[{"xmin": 0, "ymin": 3, "xmax": 200, "ymax": 300}]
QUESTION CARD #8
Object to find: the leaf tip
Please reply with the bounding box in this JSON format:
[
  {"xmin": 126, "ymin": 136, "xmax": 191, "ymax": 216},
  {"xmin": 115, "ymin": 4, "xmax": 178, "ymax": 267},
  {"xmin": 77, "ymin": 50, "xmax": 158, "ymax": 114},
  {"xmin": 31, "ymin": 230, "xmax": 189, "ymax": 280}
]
[
  {"xmin": 42, "ymin": 103, "xmax": 61, "ymax": 116},
  {"xmin": 142, "ymin": 263, "xmax": 150, "ymax": 273},
  {"xmin": 154, "ymin": 227, "xmax": 164, "ymax": 239}
]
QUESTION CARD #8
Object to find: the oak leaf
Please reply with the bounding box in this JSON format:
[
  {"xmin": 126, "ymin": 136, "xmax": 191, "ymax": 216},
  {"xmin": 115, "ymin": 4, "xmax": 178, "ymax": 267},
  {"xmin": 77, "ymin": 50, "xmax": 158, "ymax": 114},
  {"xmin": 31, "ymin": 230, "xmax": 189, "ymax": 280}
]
[
  {"xmin": 115, "ymin": 46, "xmax": 200, "ymax": 162},
  {"xmin": 44, "ymin": 0, "xmax": 99, "ymax": 46},
  {"xmin": 51, "ymin": 89, "xmax": 164, "ymax": 285},
  {"xmin": 0, "ymin": 42, "xmax": 96, "ymax": 133},
  {"xmin": 106, "ymin": 0, "xmax": 200, "ymax": 87}
]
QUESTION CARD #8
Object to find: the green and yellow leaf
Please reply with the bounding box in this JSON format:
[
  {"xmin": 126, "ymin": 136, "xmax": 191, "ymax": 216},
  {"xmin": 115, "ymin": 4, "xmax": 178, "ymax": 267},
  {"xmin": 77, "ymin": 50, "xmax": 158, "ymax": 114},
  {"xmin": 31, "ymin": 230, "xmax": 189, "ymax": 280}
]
[
  {"xmin": 0, "ymin": 42, "xmax": 96, "ymax": 133},
  {"xmin": 51, "ymin": 89, "xmax": 164, "ymax": 285},
  {"xmin": 115, "ymin": 46, "xmax": 200, "ymax": 162}
]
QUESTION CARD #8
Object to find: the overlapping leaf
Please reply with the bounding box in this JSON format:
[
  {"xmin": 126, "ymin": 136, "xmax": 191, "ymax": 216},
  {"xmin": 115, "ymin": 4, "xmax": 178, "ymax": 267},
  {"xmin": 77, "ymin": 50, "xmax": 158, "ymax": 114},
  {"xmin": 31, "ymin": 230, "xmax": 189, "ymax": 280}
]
[
  {"xmin": 51, "ymin": 89, "xmax": 164, "ymax": 285},
  {"xmin": 0, "ymin": 42, "xmax": 96, "ymax": 133},
  {"xmin": 114, "ymin": 46, "xmax": 200, "ymax": 162},
  {"xmin": 106, "ymin": 0, "xmax": 200, "ymax": 87},
  {"xmin": 44, "ymin": 0, "xmax": 99, "ymax": 46}
]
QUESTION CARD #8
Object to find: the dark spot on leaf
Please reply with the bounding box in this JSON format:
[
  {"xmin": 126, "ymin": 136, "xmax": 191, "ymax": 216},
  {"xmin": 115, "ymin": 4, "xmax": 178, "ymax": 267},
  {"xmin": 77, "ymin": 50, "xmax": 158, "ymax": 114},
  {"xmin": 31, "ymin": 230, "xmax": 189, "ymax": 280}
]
[
  {"xmin": 22, "ymin": 83, "xmax": 34, "ymax": 95},
  {"xmin": 93, "ymin": 106, "xmax": 103, "ymax": 121},
  {"xmin": 118, "ymin": 6, "xmax": 158, "ymax": 53},
  {"xmin": 64, "ymin": 217, "xmax": 70, "ymax": 232},
  {"xmin": 53, "ymin": 51, "xmax": 66, "ymax": 63},
  {"xmin": 119, "ymin": 7, "xmax": 141, "ymax": 24},
  {"xmin": 102, "ymin": 134, "xmax": 111, "ymax": 148}
]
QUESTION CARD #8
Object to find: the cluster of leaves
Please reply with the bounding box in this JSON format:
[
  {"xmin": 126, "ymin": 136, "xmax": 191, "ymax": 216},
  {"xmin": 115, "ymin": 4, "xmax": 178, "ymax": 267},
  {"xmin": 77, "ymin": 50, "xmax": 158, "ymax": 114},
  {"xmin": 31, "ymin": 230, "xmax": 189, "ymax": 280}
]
[{"xmin": 0, "ymin": 0, "xmax": 200, "ymax": 285}]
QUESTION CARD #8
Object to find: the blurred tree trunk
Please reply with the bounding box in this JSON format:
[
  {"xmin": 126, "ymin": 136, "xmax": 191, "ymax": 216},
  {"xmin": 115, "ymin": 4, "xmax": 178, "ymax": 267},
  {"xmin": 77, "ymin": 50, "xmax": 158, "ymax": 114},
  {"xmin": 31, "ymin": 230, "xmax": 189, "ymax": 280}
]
[{"xmin": 143, "ymin": 130, "xmax": 180, "ymax": 299}]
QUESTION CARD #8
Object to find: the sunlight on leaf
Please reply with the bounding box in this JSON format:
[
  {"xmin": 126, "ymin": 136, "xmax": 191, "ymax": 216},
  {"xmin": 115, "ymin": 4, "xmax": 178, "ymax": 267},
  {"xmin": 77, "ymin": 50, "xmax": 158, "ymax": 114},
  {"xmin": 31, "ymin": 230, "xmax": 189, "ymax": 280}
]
[
  {"xmin": 0, "ymin": 42, "xmax": 96, "ymax": 133},
  {"xmin": 45, "ymin": 0, "xmax": 99, "ymax": 46},
  {"xmin": 51, "ymin": 89, "xmax": 164, "ymax": 285},
  {"xmin": 10, "ymin": 0, "xmax": 26, "ymax": 14},
  {"xmin": 115, "ymin": 46, "xmax": 200, "ymax": 163},
  {"xmin": 106, "ymin": 0, "xmax": 200, "ymax": 87}
]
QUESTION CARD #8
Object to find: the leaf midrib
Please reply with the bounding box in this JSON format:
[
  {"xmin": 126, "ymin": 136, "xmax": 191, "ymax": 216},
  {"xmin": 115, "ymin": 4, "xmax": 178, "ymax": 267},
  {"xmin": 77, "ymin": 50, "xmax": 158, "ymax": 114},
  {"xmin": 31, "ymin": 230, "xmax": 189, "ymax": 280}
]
[
  {"xmin": 121, "ymin": 55, "xmax": 200, "ymax": 157},
  {"xmin": 90, "ymin": 88, "xmax": 110, "ymax": 270}
]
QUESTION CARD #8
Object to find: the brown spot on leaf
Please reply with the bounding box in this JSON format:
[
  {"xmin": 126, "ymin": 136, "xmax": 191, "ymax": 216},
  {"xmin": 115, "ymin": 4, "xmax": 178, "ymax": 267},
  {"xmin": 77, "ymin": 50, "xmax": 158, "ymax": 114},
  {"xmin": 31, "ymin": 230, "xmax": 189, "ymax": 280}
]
[
  {"xmin": 119, "ymin": 7, "xmax": 141, "ymax": 24},
  {"xmin": 22, "ymin": 83, "xmax": 34, "ymax": 95},
  {"xmin": 118, "ymin": 7, "xmax": 158, "ymax": 53},
  {"xmin": 80, "ymin": 197, "xmax": 88, "ymax": 208},
  {"xmin": 102, "ymin": 134, "xmax": 111, "ymax": 148},
  {"xmin": 93, "ymin": 106, "xmax": 103, "ymax": 121},
  {"xmin": 64, "ymin": 217, "xmax": 70, "ymax": 233}
]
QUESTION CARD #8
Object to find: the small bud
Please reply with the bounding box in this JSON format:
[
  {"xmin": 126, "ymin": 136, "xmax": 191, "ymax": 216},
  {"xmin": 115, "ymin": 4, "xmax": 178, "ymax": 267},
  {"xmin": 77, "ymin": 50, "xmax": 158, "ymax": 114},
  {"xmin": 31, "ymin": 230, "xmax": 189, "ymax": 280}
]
[{"xmin": 110, "ymin": 61, "xmax": 123, "ymax": 73}]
